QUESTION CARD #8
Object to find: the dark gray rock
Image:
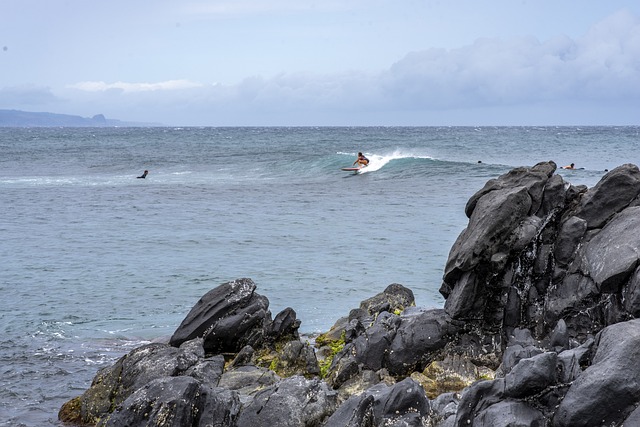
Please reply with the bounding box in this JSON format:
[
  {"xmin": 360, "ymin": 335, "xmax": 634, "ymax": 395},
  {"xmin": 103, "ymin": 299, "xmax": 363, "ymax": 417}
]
[
  {"xmin": 471, "ymin": 400, "xmax": 546, "ymax": 427},
  {"xmin": 622, "ymin": 266, "xmax": 640, "ymax": 316},
  {"xmin": 218, "ymin": 365, "xmax": 280, "ymax": 398},
  {"xmin": 464, "ymin": 161, "xmax": 556, "ymax": 219},
  {"xmin": 429, "ymin": 392, "xmax": 459, "ymax": 423},
  {"xmin": 326, "ymin": 343, "xmax": 360, "ymax": 389},
  {"xmin": 504, "ymin": 352, "xmax": 557, "ymax": 398},
  {"xmin": 274, "ymin": 339, "xmax": 321, "ymax": 378},
  {"xmin": 543, "ymin": 273, "xmax": 598, "ymax": 326},
  {"xmin": 554, "ymin": 216, "xmax": 587, "ymax": 267},
  {"xmin": 264, "ymin": 307, "xmax": 301, "ymax": 343},
  {"xmin": 556, "ymin": 338, "xmax": 594, "ymax": 383},
  {"xmin": 323, "ymin": 394, "xmax": 375, "ymax": 427},
  {"xmin": 574, "ymin": 163, "xmax": 640, "ymax": 229},
  {"xmin": 197, "ymin": 387, "xmax": 241, "ymax": 427},
  {"xmin": 353, "ymin": 312, "xmax": 401, "ymax": 371},
  {"xmin": 236, "ymin": 376, "xmax": 338, "ymax": 427},
  {"xmin": 317, "ymin": 283, "xmax": 415, "ymax": 347},
  {"xmin": 227, "ymin": 345, "xmax": 254, "ymax": 368},
  {"xmin": 454, "ymin": 379, "xmax": 506, "ymax": 425},
  {"xmin": 445, "ymin": 186, "xmax": 532, "ymax": 287},
  {"xmin": 359, "ymin": 283, "xmax": 415, "ymax": 315},
  {"xmin": 184, "ymin": 354, "xmax": 225, "ymax": 388},
  {"xmin": 547, "ymin": 318, "xmax": 570, "ymax": 350},
  {"xmin": 580, "ymin": 206, "xmax": 640, "ymax": 292},
  {"xmin": 169, "ymin": 278, "xmax": 270, "ymax": 353},
  {"xmin": 498, "ymin": 328, "xmax": 542, "ymax": 375},
  {"xmin": 387, "ymin": 308, "xmax": 457, "ymax": 376},
  {"xmin": 327, "ymin": 378, "xmax": 430, "ymax": 427},
  {"xmin": 537, "ymin": 173, "xmax": 566, "ymax": 218},
  {"xmin": 622, "ymin": 404, "xmax": 640, "ymax": 427},
  {"xmin": 102, "ymin": 376, "xmax": 206, "ymax": 427},
  {"xmin": 554, "ymin": 319, "xmax": 640, "ymax": 426}
]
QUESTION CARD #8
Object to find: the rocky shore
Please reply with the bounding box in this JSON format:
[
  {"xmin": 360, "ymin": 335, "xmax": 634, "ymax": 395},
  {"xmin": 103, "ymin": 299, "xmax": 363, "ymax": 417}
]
[{"xmin": 59, "ymin": 161, "xmax": 640, "ymax": 427}]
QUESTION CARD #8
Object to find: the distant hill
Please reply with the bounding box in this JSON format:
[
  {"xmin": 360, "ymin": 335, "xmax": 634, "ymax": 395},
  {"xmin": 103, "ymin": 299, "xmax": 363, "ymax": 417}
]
[{"xmin": 0, "ymin": 109, "xmax": 159, "ymax": 127}]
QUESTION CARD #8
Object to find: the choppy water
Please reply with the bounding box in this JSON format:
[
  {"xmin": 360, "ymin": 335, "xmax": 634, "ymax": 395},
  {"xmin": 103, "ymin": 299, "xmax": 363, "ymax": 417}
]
[{"xmin": 1, "ymin": 126, "xmax": 637, "ymax": 425}]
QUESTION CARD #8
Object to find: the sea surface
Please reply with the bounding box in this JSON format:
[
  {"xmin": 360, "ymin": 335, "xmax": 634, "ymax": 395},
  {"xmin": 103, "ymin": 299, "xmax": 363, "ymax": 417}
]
[{"xmin": 1, "ymin": 126, "xmax": 638, "ymax": 426}]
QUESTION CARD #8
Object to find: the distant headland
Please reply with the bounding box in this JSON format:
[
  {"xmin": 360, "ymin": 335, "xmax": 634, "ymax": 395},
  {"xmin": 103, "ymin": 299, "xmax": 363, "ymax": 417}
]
[{"xmin": 0, "ymin": 109, "xmax": 160, "ymax": 127}]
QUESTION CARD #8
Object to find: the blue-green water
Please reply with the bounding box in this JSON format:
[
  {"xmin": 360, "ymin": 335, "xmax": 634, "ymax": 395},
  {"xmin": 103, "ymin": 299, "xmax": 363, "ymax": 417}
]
[{"xmin": 1, "ymin": 126, "xmax": 638, "ymax": 425}]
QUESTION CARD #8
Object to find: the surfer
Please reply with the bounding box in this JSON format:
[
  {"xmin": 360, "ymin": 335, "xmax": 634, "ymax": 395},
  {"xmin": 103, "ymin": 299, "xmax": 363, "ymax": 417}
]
[
  {"xmin": 137, "ymin": 170, "xmax": 148, "ymax": 179},
  {"xmin": 353, "ymin": 152, "xmax": 369, "ymax": 168},
  {"xmin": 562, "ymin": 163, "xmax": 575, "ymax": 170}
]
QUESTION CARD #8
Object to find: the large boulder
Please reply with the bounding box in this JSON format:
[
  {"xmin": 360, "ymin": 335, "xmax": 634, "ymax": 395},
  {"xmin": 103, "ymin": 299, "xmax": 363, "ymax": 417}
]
[
  {"xmin": 169, "ymin": 278, "xmax": 271, "ymax": 353},
  {"xmin": 580, "ymin": 206, "xmax": 640, "ymax": 292},
  {"xmin": 235, "ymin": 376, "xmax": 338, "ymax": 427},
  {"xmin": 59, "ymin": 339, "xmax": 206, "ymax": 425},
  {"xmin": 324, "ymin": 378, "xmax": 430, "ymax": 427},
  {"xmin": 101, "ymin": 376, "xmax": 240, "ymax": 427},
  {"xmin": 554, "ymin": 319, "xmax": 640, "ymax": 426},
  {"xmin": 572, "ymin": 163, "xmax": 640, "ymax": 229}
]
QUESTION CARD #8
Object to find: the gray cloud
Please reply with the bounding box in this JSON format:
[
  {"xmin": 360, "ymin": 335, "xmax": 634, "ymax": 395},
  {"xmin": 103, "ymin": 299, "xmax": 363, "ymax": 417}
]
[
  {"xmin": 0, "ymin": 85, "xmax": 60, "ymax": 109},
  {"xmin": 37, "ymin": 10, "xmax": 640, "ymax": 125}
]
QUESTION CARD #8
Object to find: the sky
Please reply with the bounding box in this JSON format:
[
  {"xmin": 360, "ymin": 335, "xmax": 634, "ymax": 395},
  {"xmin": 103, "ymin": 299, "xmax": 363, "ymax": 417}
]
[{"xmin": 1, "ymin": 1, "xmax": 640, "ymax": 126}]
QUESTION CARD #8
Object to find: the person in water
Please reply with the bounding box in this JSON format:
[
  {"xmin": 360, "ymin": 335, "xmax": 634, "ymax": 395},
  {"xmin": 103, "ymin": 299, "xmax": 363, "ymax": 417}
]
[
  {"xmin": 562, "ymin": 163, "xmax": 575, "ymax": 170},
  {"xmin": 353, "ymin": 152, "xmax": 369, "ymax": 168},
  {"xmin": 137, "ymin": 170, "xmax": 148, "ymax": 179}
]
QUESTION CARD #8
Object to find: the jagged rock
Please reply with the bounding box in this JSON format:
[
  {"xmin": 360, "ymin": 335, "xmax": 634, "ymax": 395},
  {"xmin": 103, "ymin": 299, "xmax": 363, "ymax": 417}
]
[
  {"xmin": 623, "ymin": 405, "xmax": 640, "ymax": 426},
  {"xmin": 418, "ymin": 354, "xmax": 493, "ymax": 399},
  {"xmin": 336, "ymin": 369, "xmax": 385, "ymax": 401},
  {"xmin": 622, "ymin": 266, "xmax": 640, "ymax": 316},
  {"xmin": 547, "ymin": 318, "xmax": 570, "ymax": 350},
  {"xmin": 580, "ymin": 206, "xmax": 640, "ymax": 292},
  {"xmin": 228, "ymin": 345, "xmax": 254, "ymax": 368},
  {"xmin": 169, "ymin": 278, "xmax": 270, "ymax": 353},
  {"xmin": 554, "ymin": 319, "xmax": 640, "ymax": 426},
  {"xmin": 359, "ymin": 283, "xmax": 415, "ymax": 315},
  {"xmin": 266, "ymin": 339, "xmax": 321, "ymax": 378},
  {"xmin": 324, "ymin": 378, "xmax": 430, "ymax": 427},
  {"xmin": 323, "ymin": 394, "xmax": 375, "ymax": 427},
  {"xmin": 498, "ymin": 328, "xmax": 543, "ymax": 375},
  {"xmin": 352, "ymin": 312, "xmax": 400, "ymax": 371},
  {"xmin": 100, "ymin": 376, "xmax": 240, "ymax": 427},
  {"xmin": 464, "ymin": 161, "xmax": 556, "ymax": 218},
  {"xmin": 444, "ymin": 186, "xmax": 533, "ymax": 289},
  {"xmin": 218, "ymin": 365, "xmax": 280, "ymax": 399},
  {"xmin": 573, "ymin": 163, "xmax": 640, "ymax": 229},
  {"xmin": 264, "ymin": 307, "xmax": 301, "ymax": 343},
  {"xmin": 503, "ymin": 352, "xmax": 557, "ymax": 398},
  {"xmin": 553, "ymin": 215, "xmax": 587, "ymax": 267},
  {"xmin": 59, "ymin": 339, "xmax": 206, "ymax": 424},
  {"xmin": 316, "ymin": 283, "xmax": 415, "ymax": 346},
  {"xmin": 469, "ymin": 400, "xmax": 546, "ymax": 427},
  {"xmin": 556, "ymin": 338, "xmax": 594, "ymax": 383},
  {"xmin": 184, "ymin": 354, "xmax": 225, "ymax": 389},
  {"xmin": 429, "ymin": 392, "xmax": 459, "ymax": 425},
  {"xmin": 387, "ymin": 308, "xmax": 458, "ymax": 376},
  {"xmin": 235, "ymin": 376, "xmax": 338, "ymax": 427}
]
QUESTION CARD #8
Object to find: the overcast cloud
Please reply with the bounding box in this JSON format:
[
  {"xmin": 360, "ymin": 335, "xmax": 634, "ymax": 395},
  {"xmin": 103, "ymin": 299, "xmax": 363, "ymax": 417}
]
[{"xmin": 1, "ymin": 1, "xmax": 639, "ymax": 125}]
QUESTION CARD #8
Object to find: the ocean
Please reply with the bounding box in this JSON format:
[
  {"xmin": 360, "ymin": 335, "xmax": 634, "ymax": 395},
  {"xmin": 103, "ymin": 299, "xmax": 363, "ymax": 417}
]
[{"xmin": 1, "ymin": 126, "xmax": 638, "ymax": 426}]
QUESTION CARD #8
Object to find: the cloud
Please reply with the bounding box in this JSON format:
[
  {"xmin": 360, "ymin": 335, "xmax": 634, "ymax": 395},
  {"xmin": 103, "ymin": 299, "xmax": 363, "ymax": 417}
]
[
  {"xmin": 182, "ymin": 0, "xmax": 350, "ymax": 16},
  {"xmin": 67, "ymin": 79, "xmax": 204, "ymax": 93},
  {"xmin": 39, "ymin": 9, "xmax": 640, "ymax": 125},
  {"xmin": 382, "ymin": 9, "xmax": 640, "ymax": 110},
  {"xmin": 0, "ymin": 85, "xmax": 60, "ymax": 108}
]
